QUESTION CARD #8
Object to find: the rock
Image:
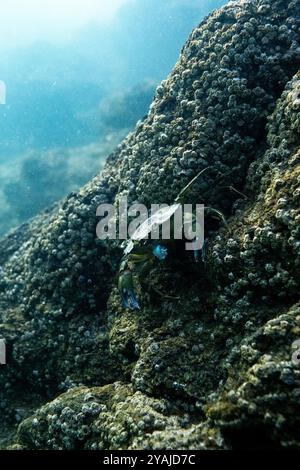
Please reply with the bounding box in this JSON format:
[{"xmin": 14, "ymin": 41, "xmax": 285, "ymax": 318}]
[{"xmin": 0, "ymin": 0, "xmax": 300, "ymax": 450}]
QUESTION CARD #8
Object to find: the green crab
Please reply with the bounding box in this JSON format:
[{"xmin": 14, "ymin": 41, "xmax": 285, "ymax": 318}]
[{"xmin": 118, "ymin": 169, "xmax": 227, "ymax": 310}]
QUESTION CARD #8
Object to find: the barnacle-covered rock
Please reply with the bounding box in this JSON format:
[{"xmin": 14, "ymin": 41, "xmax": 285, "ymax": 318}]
[
  {"xmin": 206, "ymin": 303, "xmax": 300, "ymax": 449},
  {"xmin": 1, "ymin": 0, "xmax": 300, "ymax": 450},
  {"xmin": 16, "ymin": 383, "xmax": 225, "ymax": 450}
]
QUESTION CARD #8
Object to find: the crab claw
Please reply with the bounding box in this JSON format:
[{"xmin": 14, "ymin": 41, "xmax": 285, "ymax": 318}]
[
  {"xmin": 118, "ymin": 270, "xmax": 140, "ymax": 310},
  {"xmin": 192, "ymin": 238, "xmax": 207, "ymax": 263},
  {"xmin": 193, "ymin": 247, "xmax": 201, "ymax": 263},
  {"xmin": 152, "ymin": 244, "xmax": 168, "ymax": 260}
]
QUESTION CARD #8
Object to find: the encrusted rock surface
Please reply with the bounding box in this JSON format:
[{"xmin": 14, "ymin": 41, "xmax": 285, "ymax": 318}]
[{"xmin": 1, "ymin": 0, "xmax": 300, "ymax": 449}]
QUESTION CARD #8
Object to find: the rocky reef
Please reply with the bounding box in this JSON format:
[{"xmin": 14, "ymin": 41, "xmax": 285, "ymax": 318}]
[{"xmin": 0, "ymin": 0, "xmax": 300, "ymax": 450}]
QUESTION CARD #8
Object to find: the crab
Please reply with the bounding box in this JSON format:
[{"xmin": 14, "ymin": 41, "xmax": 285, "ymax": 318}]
[{"xmin": 118, "ymin": 169, "xmax": 227, "ymax": 310}]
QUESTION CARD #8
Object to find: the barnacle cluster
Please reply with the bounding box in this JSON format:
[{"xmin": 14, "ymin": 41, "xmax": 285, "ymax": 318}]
[{"xmin": 0, "ymin": 0, "xmax": 300, "ymax": 450}]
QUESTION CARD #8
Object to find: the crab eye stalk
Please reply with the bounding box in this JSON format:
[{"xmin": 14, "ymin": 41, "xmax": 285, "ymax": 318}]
[{"xmin": 153, "ymin": 244, "xmax": 168, "ymax": 260}]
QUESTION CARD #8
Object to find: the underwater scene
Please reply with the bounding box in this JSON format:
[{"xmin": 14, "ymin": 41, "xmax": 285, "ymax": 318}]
[{"xmin": 0, "ymin": 0, "xmax": 300, "ymax": 455}]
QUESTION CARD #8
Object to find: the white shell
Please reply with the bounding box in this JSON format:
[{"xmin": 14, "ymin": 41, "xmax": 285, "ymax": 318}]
[
  {"xmin": 123, "ymin": 240, "xmax": 134, "ymax": 255},
  {"xmin": 124, "ymin": 203, "xmax": 181, "ymax": 254},
  {"xmin": 131, "ymin": 203, "xmax": 180, "ymax": 240}
]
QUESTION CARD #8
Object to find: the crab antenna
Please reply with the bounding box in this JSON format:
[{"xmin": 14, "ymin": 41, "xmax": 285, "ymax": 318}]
[
  {"xmin": 205, "ymin": 206, "xmax": 228, "ymax": 227},
  {"xmin": 175, "ymin": 167, "xmax": 209, "ymax": 203}
]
